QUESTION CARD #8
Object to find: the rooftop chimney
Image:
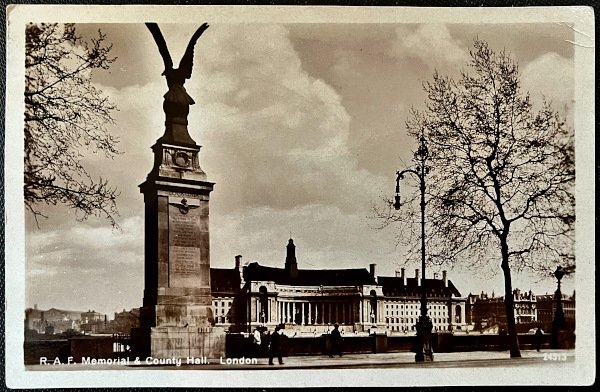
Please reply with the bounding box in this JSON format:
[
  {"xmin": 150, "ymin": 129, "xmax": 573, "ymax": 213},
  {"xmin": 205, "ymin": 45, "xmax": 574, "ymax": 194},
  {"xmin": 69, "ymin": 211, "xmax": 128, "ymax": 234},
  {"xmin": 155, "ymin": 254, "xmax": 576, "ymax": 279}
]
[
  {"xmin": 401, "ymin": 268, "xmax": 406, "ymax": 285},
  {"xmin": 285, "ymin": 239, "xmax": 298, "ymax": 279},
  {"xmin": 415, "ymin": 269, "xmax": 420, "ymax": 286},
  {"xmin": 442, "ymin": 270, "xmax": 447, "ymax": 287},
  {"xmin": 369, "ymin": 263, "xmax": 376, "ymax": 280},
  {"xmin": 235, "ymin": 255, "xmax": 245, "ymax": 286}
]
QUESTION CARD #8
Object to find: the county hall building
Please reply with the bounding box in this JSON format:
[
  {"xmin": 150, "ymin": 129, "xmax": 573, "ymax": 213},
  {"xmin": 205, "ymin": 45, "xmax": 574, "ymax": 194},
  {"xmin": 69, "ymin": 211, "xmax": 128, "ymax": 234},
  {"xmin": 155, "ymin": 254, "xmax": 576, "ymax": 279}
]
[{"xmin": 210, "ymin": 239, "xmax": 467, "ymax": 334}]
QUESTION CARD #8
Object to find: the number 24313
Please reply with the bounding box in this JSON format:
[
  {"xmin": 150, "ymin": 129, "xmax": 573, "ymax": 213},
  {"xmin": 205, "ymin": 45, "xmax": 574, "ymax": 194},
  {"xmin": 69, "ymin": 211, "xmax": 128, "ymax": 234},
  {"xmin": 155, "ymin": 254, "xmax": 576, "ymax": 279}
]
[{"xmin": 543, "ymin": 352, "xmax": 567, "ymax": 361}]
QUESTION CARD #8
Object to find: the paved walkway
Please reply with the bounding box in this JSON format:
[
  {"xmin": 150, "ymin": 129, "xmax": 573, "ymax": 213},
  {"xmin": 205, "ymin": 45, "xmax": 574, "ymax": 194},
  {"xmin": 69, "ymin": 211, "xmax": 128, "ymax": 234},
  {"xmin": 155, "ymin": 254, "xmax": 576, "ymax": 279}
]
[
  {"xmin": 178, "ymin": 349, "xmax": 575, "ymax": 370},
  {"xmin": 26, "ymin": 349, "xmax": 575, "ymax": 371}
]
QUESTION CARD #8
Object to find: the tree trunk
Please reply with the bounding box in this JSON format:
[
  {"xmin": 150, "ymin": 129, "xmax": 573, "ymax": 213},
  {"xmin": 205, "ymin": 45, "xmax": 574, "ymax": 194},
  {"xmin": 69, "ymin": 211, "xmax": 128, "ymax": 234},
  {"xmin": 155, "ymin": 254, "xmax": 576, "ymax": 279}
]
[{"xmin": 500, "ymin": 241, "xmax": 521, "ymax": 358}]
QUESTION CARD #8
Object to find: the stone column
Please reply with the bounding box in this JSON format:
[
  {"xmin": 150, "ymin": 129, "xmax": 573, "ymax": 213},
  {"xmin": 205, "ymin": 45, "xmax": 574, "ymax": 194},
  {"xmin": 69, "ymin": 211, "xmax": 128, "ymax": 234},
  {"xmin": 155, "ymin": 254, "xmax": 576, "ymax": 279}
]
[
  {"xmin": 249, "ymin": 297, "xmax": 257, "ymax": 322},
  {"xmin": 286, "ymin": 302, "xmax": 290, "ymax": 323},
  {"xmin": 256, "ymin": 298, "xmax": 261, "ymax": 323},
  {"xmin": 358, "ymin": 301, "xmax": 362, "ymax": 323},
  {"xmin": 139, "ymin": 130, "xmax": 225, "ymax": 358},
  {"xmin": 285, "ymin": 302, "xmax": 289, "ymax": 323},
  {"xmin": 279, "ymin": 301, "xmax": 283, "ymax": 324}
]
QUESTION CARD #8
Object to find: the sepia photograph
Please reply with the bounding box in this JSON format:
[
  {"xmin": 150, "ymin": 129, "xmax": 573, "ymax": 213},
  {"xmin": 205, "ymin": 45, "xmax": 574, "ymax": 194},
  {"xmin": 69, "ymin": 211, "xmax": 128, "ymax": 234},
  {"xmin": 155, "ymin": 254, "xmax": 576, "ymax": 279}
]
[{"xmin": 4, "ymin": 4, "xmax": 595, "ymax": 388}]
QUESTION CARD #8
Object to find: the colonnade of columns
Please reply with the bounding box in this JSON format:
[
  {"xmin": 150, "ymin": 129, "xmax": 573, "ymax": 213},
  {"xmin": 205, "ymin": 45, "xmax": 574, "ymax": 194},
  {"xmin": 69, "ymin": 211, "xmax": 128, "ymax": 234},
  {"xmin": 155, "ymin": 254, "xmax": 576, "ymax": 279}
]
[
  {"xmin": 250, "ymin": 292, "xmax": 385, "ymax": 327},
  {"xmin": 269, "ymin": 301, "xmax": 358, "ymax": 325}
]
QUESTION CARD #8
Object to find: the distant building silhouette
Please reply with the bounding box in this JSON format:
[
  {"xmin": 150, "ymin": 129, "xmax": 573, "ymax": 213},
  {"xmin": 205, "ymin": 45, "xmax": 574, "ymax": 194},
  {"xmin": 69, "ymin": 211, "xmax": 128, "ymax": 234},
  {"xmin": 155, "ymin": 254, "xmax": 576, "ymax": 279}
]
[
  {"xmin": 25, "ymin": 306, "xmax": 142, "ymax": 337},
  {"xmin": 467, "ymin": 289, "xmax": 575, "ymax": 332},
  {"xmin": 24, "ymin": 307, "xmax": 82, "ymax": 335},
  {"xmin": 536, "ymin": 292, "xmax": 576, "ymax": 331}
]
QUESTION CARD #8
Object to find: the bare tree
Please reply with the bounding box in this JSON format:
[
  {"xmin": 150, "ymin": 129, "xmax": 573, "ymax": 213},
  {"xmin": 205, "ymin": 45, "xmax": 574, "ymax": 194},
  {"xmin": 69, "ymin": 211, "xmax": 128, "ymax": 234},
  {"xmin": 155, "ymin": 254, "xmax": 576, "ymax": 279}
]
[
  {"xmin": 25, "ymin": 23, "xmax": 120, "ymax": 227},
  {"xmin": 380, "ymin": 39, "xmax": 575, "ymax": 358}
]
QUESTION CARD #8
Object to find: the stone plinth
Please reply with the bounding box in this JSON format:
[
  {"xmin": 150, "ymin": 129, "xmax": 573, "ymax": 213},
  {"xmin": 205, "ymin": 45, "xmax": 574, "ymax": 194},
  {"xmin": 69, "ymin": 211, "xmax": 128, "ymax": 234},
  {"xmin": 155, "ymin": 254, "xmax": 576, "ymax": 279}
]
[
  {"xmin": 151, "ymin": 326, "xmax": 226, "ymax": 358},
  {"xmin": 139, "ymin": 138, "xmax": 225, "ymax": 358}
]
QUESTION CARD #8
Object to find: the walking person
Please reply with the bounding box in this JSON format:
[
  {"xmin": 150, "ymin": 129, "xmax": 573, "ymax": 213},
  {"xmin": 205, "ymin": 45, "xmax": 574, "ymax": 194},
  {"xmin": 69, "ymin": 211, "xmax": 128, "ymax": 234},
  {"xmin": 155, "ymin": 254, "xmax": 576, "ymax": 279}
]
[
  {"xmin": 268, "ymin": 326, "xmax": 284, "ymax": 365},
  {"xmin": 535, "ymin": 327, "xmax": 544, "ymax": 352},
  {"xmin": 252, "ymin": 327, "xmax": 262, "ymax": 357},
  {"xmin": 499, "ymin": 327, "xmax": 508, "ymax": 351},
  {"xmin": 329, "ymin": 323, "xmax": 343, "ymax": 357}
]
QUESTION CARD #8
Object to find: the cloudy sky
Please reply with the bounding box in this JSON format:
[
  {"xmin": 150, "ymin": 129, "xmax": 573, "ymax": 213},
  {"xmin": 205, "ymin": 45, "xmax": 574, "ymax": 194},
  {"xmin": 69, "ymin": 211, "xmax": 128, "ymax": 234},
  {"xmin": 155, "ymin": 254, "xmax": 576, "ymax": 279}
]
[{"xmin": 24, "ymin": 21, "xmax": 577, "ymax": 315}]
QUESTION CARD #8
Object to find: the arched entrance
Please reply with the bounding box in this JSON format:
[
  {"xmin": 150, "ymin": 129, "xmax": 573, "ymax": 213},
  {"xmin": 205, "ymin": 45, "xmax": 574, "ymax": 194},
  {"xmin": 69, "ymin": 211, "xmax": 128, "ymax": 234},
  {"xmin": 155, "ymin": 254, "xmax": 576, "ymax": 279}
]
[{"xmin": 455, "ymin": 305, "xmax": 462, "ymax": 324}]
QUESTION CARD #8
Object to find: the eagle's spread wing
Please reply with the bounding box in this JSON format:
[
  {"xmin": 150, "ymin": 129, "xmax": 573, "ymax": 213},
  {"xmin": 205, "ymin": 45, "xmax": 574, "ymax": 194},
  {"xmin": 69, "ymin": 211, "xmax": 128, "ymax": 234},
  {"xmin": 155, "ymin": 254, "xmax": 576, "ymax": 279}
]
[
  {"xmin": 179, "ymin": 23, "xmax": 210, "ymax": 80},
  {"xmin": 145, "ymin": 23, "xmax": 173, "ymax": 71}
]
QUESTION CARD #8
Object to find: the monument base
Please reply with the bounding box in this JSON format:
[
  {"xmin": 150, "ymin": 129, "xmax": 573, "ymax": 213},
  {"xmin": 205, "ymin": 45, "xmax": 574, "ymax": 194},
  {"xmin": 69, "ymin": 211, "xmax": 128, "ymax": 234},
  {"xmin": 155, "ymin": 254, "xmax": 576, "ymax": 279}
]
[{"xmin": 151, "ymin": 326, "xmax": 226, "ymax": 359}]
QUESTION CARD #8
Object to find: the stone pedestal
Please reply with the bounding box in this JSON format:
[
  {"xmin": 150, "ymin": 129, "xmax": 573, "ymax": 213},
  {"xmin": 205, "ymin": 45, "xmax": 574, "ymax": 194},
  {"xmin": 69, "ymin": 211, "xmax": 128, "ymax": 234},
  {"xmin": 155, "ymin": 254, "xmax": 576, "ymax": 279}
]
[
  {"xmin": 139, "ymin": 135, "xmax": 225, "ymax": 359},
  {"xmin": 151, "ymin": 326, "xmax": 226, "ymax": 358}
]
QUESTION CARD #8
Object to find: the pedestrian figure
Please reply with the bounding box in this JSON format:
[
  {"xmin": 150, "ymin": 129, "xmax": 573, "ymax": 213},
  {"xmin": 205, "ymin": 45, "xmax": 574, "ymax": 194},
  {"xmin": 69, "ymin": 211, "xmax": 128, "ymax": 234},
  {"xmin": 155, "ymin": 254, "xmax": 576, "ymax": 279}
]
[
  {"xmin": 535, "ymin": 327, "xmax": 543, "ymax": 352},
  {"xmin": 268, "ymin": 326, "xmax": 284, "ymax": 365},
  {"xmin": 499, "ymin": 327, "xmax": 508, "ymax": 350},
  {"xmin": 252, "ymin": 327, "xmax": 262, "ymax": 357},
  {"xmin": 329, "ymin": 323, "xmax": 343, "ymax": 357},
  {"xmin": 261, "ymin": 328, "xmax": 270, "ymax": 355}
]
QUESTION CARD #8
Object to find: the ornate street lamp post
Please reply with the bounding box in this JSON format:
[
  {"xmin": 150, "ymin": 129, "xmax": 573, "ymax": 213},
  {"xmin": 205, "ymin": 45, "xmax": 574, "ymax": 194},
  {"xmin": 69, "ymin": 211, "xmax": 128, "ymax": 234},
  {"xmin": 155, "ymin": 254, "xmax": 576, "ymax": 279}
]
[
  {"xmin": 552, "ymin": 266, "xmax": 566, "ymax": 331},
  {"xmin": 394, "ymin": 133, "xmax": 433, "ymax": 362}
]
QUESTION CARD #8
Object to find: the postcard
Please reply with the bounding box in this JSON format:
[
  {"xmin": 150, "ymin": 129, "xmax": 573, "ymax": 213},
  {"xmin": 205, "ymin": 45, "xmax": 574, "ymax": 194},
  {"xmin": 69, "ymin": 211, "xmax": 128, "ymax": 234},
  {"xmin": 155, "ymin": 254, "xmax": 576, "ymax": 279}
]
[{"xmin": 4, "ymin": 4, "xmax": 595, "ymax": 388}]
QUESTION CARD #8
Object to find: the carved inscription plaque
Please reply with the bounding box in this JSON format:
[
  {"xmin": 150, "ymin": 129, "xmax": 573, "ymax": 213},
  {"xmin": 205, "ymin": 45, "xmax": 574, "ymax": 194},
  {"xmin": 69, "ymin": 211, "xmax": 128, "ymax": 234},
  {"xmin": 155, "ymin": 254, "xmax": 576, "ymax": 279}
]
[{"xmin": 169, "ymin": 200, "xmax": 201, "ymax": 276}]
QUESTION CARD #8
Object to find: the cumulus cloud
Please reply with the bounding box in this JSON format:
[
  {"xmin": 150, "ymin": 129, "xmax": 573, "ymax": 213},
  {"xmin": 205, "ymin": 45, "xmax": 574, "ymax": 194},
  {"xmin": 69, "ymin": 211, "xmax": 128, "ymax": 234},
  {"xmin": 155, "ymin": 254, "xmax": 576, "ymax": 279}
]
[
  {"xmin": 26, "ymin": 24, "xmax": 391, "ymax": 313},
  {"xmin": 24, "ymin": 23, "xmax": 577, "ymax": 314},
  {"xmin": 388, "ymin": 24, "xmax": 470, "ymax": 73},
  {"xmin": 27, "ymin": 216, "xmax": 143, "ymax": 273},
  {"xmin": 26, "ymin": 215, "xmax": 144, "ymax": 313},
  {"xmin": 39, "ymin": 23, "xmax": 388, "ymax": 221},
  {"xmin": 521, "ymin": 52, "xmax": 574, "ymax": 123},
  {"xmin": 331, "ymin": 49, "xmax": 363, "ymax": 79},
  {"xmin": 179, "ymin": 24, "xmax": 388, "ymax": 212}
]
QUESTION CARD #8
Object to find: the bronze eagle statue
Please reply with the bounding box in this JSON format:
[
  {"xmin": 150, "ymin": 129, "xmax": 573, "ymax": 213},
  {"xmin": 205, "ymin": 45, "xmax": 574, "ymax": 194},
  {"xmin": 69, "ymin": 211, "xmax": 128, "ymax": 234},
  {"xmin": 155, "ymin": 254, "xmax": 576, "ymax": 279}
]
[{"xmin": 145, "ymin": 22, "xmax": 210, "ymax": 106}]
